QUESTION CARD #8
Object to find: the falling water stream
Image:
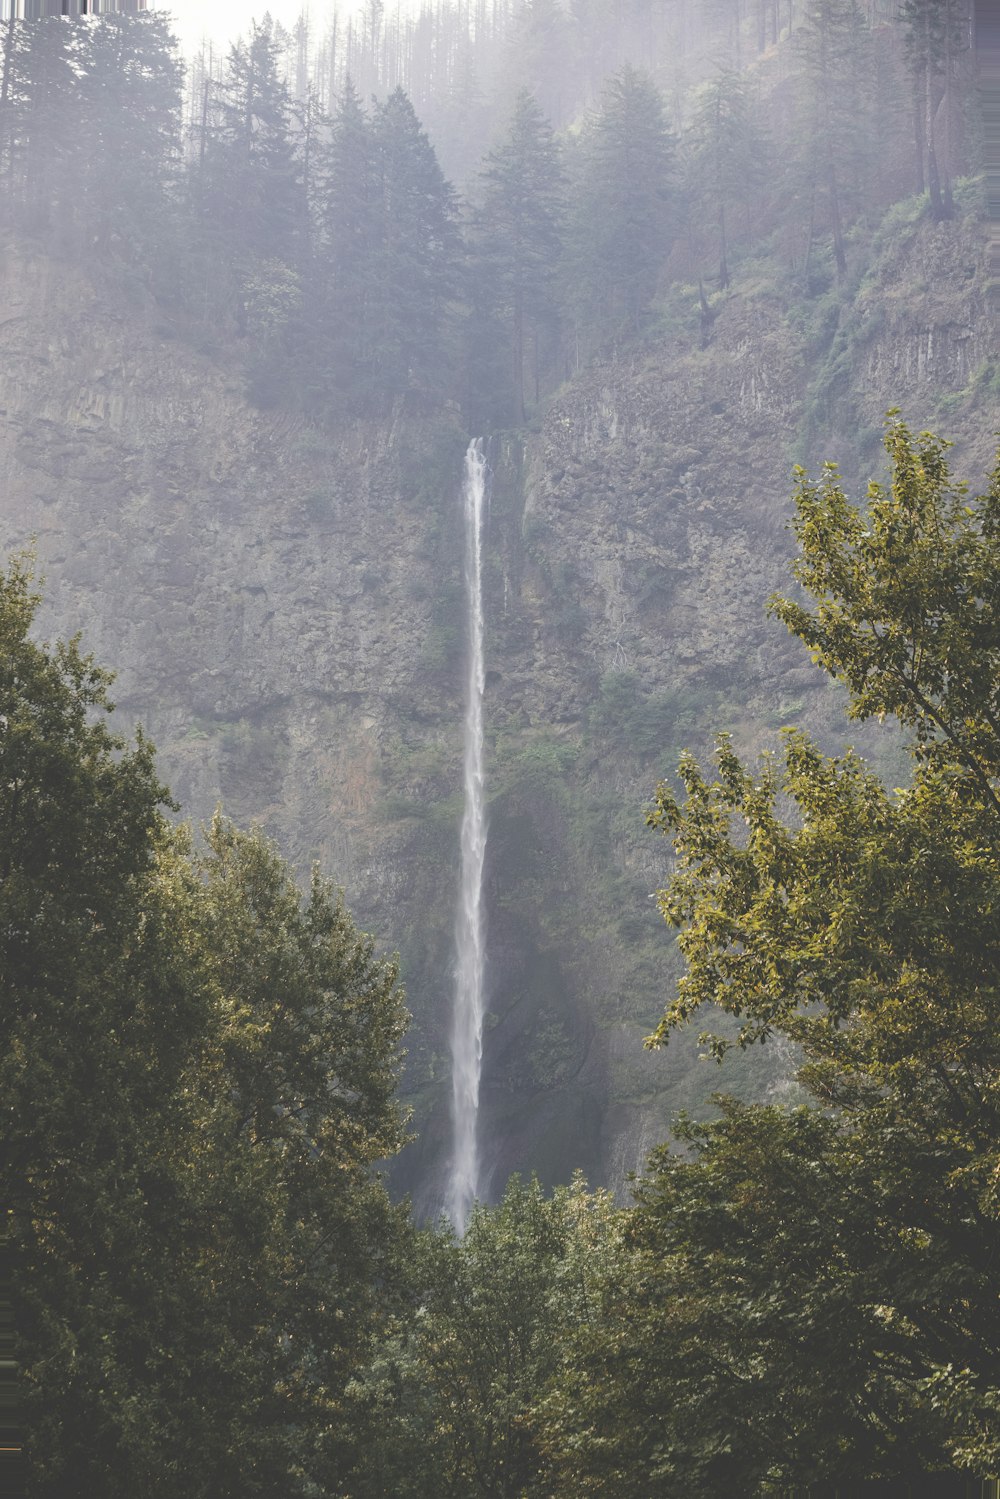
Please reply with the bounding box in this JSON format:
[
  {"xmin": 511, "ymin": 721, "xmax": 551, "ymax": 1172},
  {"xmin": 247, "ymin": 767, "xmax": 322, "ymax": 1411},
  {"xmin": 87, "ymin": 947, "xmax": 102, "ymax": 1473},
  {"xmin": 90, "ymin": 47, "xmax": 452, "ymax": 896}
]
[{"xmin": 446, "ymin": 439, "xmax": 488, "ymax": 1234}]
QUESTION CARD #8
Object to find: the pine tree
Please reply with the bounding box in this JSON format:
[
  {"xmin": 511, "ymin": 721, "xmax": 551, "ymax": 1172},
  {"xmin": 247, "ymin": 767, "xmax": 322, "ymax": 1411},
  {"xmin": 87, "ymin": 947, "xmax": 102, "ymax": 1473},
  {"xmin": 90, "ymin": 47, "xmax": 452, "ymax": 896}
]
[
  {"xmin": 203, "ymin": 16, "xmax": 306, "ymax": 268},
  {"xmin": 314, "ymin": 79, "xmax": 376, "ymax": 403},
  {"xmin": 901, "ymin": 0, "xmax": 967, "ymax": 218},
  {"xmin": 570, "ymin": 64, "xmax": 675, "ymax": 344},
  {"xmin": 687, "ymin": 71, "xmax": 771, "ymax": 290},
  {"xmin": 472, "ymin": 88, "xmax": 564, "ymax": 422},
  {"xmin": 74, "ymin": 15, "xmax": 184, "ymax": 267},
  {"xmin": 366, "ymin": 86, "xmax": 459, "ymax": 407},
  {"xmin": 793, "ymin": 0, "xmax": 876, "ymax": 277}
]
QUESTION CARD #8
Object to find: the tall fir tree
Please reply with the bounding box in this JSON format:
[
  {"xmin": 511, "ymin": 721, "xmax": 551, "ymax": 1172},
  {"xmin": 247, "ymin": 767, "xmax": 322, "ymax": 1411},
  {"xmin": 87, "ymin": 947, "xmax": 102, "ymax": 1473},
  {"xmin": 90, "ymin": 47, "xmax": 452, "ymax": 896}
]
[
  {"xmin": 202, "ymin": 16, "xmax": 305, "ymax": 270},
  {"xmin": 793, "ymin": 0, "xmax": 877, "ymax": 277},
  {"xmin": 471, "ymin": 88, "xmax": 564, "ymax": 422},
  {"xmin": 569, "ymin": 65, "xmax": 674, "ymax": 346},
  {"xmin": 366, "ymin": 86, "xmax": 459, "ymax": 408},
  {"xmin": 686, "ymin": 71, "xmax": 771, "ymax": 290},
  {"xmin": 314, "ymin": 78, "xmax": 376, "ymax": 404}
]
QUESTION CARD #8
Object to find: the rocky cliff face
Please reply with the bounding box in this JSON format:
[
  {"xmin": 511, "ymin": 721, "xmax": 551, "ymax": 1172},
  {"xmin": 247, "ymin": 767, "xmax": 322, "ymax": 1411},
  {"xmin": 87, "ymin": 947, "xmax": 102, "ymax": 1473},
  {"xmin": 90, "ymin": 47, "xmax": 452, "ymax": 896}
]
[{"xmin": 1, "ymin": 209, "xmax": 994, "ymax": 1214}]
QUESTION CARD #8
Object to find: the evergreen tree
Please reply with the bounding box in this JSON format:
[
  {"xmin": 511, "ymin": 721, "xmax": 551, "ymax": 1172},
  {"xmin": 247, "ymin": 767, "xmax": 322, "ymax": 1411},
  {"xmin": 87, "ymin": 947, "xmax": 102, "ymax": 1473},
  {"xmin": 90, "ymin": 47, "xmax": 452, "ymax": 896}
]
[
  {"xmin": 366, "ymin": 86, "xmax": 459, "ymax": 407},
  {"xmin": 0, "ymin": 560, "xmax": 410, "ymax": 1496},
  {"xmin": 203, "ymin": 16, "xmax": 305, "ymax": 269},
  {"xmin": 901, "ymin": 0, "xmax": 967, "ymax": 218},
  {"xmin": 686, "ymin": 70, "xmax": 770, "ymax": 290},
  {"xmin": 314, "ymin": 78, "xmax": 376, "ymax": 403},
  {"xmin": 472, "ymin": 88, "xmax": 564, "ymax": 422},
  {"xmin": 793, "ymin": 0, "xmax": 876, "ymax": 277},
  {"xmin": 74, "ymin": 16, "xmax": 184, "ymax": 273},
  {"xmin": 4, "ymin": 20, "xmax": 81, "ymax": 243},
  {"xmin": 502, "ymin": 0, "xmax": 572, "ymax": 128},
  {"xmin": 569, "ymin": 65, "xmax": 674, "ymax": 345}
]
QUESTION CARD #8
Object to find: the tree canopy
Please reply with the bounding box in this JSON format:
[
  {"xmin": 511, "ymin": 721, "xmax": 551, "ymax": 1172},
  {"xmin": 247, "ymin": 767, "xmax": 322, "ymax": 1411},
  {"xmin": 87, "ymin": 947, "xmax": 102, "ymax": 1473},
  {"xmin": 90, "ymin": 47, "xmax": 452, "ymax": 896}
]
[
  {"xmin": 1, "ymin": 560, "xmax": 409, "ymax": 1497},
  {"xmin": 625, "ymin": 420, "xmax": 1000, "ymax": 1489}
]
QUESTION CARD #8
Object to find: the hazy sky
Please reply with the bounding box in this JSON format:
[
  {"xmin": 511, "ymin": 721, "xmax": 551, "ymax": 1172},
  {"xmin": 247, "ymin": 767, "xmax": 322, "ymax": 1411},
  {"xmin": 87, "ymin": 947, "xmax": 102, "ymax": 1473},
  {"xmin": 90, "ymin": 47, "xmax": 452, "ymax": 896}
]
[{"xmin": 153, "ymin": 1, "xmax": 325, "ymax": 58}]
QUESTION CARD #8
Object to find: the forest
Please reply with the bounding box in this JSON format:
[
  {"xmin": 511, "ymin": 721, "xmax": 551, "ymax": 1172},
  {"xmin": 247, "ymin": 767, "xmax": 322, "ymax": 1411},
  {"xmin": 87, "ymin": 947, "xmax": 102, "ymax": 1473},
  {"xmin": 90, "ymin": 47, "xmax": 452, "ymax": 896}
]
[{"xmin": 2, "ymin": 0, "xmax": 999, "ymax": 1494}]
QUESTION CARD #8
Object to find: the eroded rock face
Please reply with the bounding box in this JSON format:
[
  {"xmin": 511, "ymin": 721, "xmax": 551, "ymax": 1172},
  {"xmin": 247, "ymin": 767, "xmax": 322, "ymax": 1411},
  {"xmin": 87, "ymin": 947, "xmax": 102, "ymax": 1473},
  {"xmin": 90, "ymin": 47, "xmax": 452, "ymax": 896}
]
[{"xmin": 0, "ymin": 216, "xmax": 994, "ymax": 1214}]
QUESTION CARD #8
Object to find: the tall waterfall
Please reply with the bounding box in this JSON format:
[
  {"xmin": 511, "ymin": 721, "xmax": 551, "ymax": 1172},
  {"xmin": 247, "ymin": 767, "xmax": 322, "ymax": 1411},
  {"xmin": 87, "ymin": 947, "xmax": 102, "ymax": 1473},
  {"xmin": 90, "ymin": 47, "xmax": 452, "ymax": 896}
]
[{"xmin": 446, "ymin": 439, "xmax": 489, "ymax": 1234}]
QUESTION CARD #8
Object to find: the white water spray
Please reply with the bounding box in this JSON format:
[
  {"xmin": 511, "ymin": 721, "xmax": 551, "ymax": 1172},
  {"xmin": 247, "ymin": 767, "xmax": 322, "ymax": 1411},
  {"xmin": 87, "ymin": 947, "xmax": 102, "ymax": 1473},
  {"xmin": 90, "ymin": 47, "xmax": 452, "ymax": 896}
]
[{"xmin": 446, "ymin": 439, "xmax": 489, "ymax": 1234}]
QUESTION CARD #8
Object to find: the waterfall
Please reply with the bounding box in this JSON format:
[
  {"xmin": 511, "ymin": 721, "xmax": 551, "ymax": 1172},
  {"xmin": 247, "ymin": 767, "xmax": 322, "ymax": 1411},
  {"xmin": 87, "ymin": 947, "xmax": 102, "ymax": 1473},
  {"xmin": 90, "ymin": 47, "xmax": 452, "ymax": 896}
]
[{"xmin": 446, "ymin": 439, "xmax": 489, "ymax": 1234}]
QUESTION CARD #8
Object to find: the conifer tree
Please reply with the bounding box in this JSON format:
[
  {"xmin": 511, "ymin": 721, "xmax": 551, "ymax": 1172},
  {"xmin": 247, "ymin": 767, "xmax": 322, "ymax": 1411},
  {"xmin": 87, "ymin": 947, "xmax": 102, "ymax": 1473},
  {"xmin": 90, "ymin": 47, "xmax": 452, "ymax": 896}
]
[
  {"xmin": 75, "ymin": 15, "xmax": 183, "ymax": 266},
  {"xmin": 366, "ymin": 86, "xmax": 459, "ymax": 406},
  {"xmin": 204, "ymin": 16, "xmax": 306, "ymax": 268},
  {"xmin": 687, "ymin": 70, "xmax": 770, "ymax": 290},
  {"xmin": 569, "ymin": 65, "xmax": 674, "ymax": 345},
  {"xmin": 472, "ymin": 88, "xmax": 564, "ymax": 421},
  {"xmin": 315, "ymin": 78, "xmax": 375, "ymax": 402},
  {"xmin": 793, "ymin": 0, "xmax": 876, "ymax": 276},
  {"xmin": 901, "ymin": 0, "xmax": 967, "ymax": 218}
]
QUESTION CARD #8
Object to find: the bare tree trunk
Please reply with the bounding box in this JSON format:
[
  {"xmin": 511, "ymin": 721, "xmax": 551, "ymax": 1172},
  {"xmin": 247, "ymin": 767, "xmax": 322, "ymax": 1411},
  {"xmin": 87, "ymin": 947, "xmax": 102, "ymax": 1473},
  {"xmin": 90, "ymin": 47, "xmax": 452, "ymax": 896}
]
[
  {"xmin": 514, "ymin": 288, "xmax": 525, "ymax": 423},
  {"xmin": 925, "ymin": 61, "xmax": 944, "ymax": 219},
  {"xmin": 912, "ymin": 77, "xmax": 926, "ymax": 193},
  {"xmin": 803, "ymin": 184, "xmax": 816, "ymax": 280},
  {"xmin": 828, "ymin": 159, "xmax": 847, "ymax": 275},
  {"xmin": 718, "ymin": 201, "xmax": 730, "ymax": 289},
  {"xmin": 941, "ymin": 0, "xmax": 956, "ymax": 218}
]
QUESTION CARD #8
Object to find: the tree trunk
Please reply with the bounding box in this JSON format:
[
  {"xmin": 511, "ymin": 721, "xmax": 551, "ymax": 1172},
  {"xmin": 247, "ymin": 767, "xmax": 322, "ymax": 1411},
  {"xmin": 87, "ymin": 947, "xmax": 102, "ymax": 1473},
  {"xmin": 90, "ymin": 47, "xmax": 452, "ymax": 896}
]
[
  {"xmin": 925, "ymin": 62, "xmax": 944, "ymax": 219},
  {"xmin": 718, "ymin": 201, "xmax": 730, "ymax": 290},
  {"xmin": 941, "ymin": 0, "xmax": 956, "ymax": 218},
  {"xmin": 803, "ymin": 184, "xmax": 816, "ymax": 280},
  {"xmin": 514, "ymin": 287, "xmax": 525, "ymax": 424},
  {"xmin": 912, "ymin": 76, "xmax": 926, "ymax": 193},
  {"xmin": 828, "ymin": 159, "xmax": 847, "ymax": 275}
]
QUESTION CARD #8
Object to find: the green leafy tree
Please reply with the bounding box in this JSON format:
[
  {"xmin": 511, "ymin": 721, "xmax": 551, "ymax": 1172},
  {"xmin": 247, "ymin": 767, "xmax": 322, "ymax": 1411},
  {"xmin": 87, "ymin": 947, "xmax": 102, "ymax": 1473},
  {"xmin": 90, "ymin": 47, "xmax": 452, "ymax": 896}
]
[
  {"xmin": 537, "ymin": 1102, "xmax": 952, "ymax": 1495},
  {"xmin": 631, "ymin": 419, "xmax": 1000, "ymax": 1486},
  {"xmin": 158, "ymin": 816, "xmax": 411, "ymax": 1495},
  {"xmin": 343, "ymin": 1176, "xmax": 620, "ymax": 1498},
  {"xmin": 531, "ymin": 422, "xmax": 1000, "ymax": 1494},
  {"xmin": 0, "ymin": 557, "xmax": 183, "ymax": 1495},
  {"xmin": 0, "ymin": 561, "xmax": 410, "ymax": 1496}
]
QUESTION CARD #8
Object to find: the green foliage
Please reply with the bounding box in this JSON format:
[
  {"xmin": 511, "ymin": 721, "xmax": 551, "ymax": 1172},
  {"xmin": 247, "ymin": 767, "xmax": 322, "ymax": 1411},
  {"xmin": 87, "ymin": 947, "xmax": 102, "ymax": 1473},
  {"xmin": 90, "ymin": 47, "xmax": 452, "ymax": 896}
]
[
  {"xmin": 493, "ymin": 729, "xmax": 579, "ymax": 801},
  {"xmin": 0, "ymin": 561, "xmax": 410, "ymax": 1497},
  {"xmin": 342, "ymin": 1175, "xmax": 622, "ymax": 1498},
  {"xmin": 589, "ymin": 671, "xmax": 708, "ymax": 760},
  {"xmin": 469, "ymin": 88, "xmax": 565, "ymax": 423},
  {"xmin": 567, "ymin": 65, "xmax": 676, "ymax": 346},
  {"xmin": 626, "ymin": 419, "xmax": 1000, "ymax": 1488},
  {"xmin": 686, "ymin": 70, "xmax": 772, "ymax": 288}
]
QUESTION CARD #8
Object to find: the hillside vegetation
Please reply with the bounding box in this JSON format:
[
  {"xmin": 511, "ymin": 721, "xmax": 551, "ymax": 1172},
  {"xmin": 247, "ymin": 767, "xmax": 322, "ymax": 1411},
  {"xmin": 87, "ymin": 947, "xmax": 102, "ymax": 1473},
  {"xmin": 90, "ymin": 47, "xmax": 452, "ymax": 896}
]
[{"xmin": 3, "ymin": 4, "xmax": 1000, "ymax": 1488}]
